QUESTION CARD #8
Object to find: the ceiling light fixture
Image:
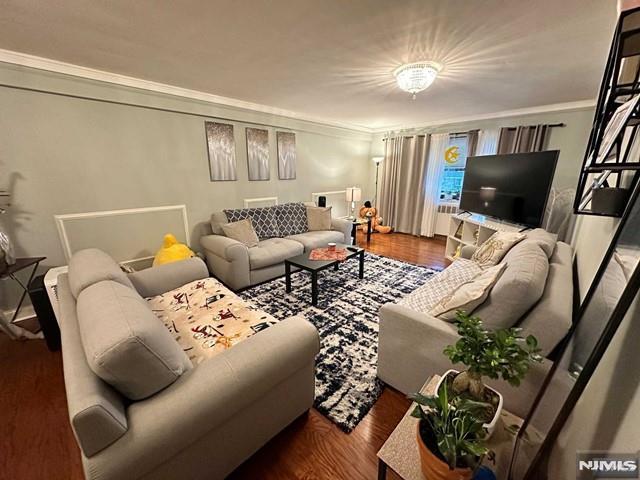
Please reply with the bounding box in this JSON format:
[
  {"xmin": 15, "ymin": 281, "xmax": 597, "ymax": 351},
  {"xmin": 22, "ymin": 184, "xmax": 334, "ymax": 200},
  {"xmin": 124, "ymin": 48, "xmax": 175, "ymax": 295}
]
[{"xmin": 393, "ymin": 61, "xmax": 442, "ymax": 99}]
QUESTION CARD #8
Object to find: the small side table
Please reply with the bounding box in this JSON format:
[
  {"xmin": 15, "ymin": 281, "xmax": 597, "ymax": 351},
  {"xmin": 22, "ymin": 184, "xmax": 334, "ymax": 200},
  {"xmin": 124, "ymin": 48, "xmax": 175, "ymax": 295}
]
[
  {"xmin": 0, "ymin": 257, "xmax": 46, "ymax": 339},
  {"xmin": 377, "ymin": 376, "xmax": 541, "ymax": 480},
  {"xmin": 351, "ymin": 217, "xmax": 372, "ymax": 244}
]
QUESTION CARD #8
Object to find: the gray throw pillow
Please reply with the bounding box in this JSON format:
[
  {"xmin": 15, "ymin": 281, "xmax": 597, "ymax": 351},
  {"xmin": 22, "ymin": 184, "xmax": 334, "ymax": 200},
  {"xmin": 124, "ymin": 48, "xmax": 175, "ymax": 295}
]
[
  {"xmin": 306, "ymin": 206, "xmax": 332, "ymax": 231},
  {"xmin": 524, "ymin": 228, "xmax": 558, "ymax": 258},
  {"xmin": 68, "ymin": 248, "xmax": 135, "ymax": 299},
  {"xmin": 472, "ymin": 242, "xmax": 549, "ymax": 329},
  {"xmin": 274, "ymin": 203, "xmax": 308, "ymax": 236},
  {"xmin": 223, "ymin": 207, "xmax": 279, "ymax": 239},
  {"xmin": 77, "ymin": 280, "xmax": 192, "ymax": 400},
  {"xmin": 221, "ymin": 218, "xmax": 259, "ymax": 247}
]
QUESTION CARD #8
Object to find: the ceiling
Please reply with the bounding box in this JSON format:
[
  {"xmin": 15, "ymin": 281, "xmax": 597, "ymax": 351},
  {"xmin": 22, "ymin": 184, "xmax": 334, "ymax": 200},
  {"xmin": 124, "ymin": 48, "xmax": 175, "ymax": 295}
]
[{"xmin": 0, "ymin": 0, "xmax": 619, "ymax": 131}]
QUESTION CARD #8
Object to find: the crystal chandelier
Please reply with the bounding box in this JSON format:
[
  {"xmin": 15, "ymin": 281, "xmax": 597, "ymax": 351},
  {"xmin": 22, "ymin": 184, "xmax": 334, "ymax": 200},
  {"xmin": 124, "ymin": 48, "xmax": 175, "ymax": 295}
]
[{"xmin": 393, "ymin": 61, "xmax": 442, "ymax": 99}]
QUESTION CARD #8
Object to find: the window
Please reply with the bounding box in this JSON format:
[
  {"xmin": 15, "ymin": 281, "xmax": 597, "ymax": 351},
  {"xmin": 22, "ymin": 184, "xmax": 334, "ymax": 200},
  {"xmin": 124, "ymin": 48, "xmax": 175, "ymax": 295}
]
[{"xmin": 439, "ymin": 134, "xmax": 468, "ymax": 204}]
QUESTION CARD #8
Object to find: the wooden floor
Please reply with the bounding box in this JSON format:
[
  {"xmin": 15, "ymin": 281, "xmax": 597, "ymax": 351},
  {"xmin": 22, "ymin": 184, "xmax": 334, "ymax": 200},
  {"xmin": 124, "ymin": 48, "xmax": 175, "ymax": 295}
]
[{"xmin": 0, "ymin": 232, "xmax": 446, "ymax": 480}]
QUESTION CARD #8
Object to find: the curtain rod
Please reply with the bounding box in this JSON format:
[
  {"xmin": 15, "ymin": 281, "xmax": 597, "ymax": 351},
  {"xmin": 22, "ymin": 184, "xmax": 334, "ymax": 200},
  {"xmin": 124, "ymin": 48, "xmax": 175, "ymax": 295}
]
[{"xmin": 382, "ymin": 123, "xmax": 566, "ymax": 140}]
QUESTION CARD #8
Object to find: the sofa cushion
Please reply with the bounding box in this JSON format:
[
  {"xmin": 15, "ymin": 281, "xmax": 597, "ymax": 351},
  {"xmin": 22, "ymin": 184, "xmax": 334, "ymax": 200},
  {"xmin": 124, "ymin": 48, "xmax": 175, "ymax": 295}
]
[
  {"xmin": 471, "ymin": 231, "xmax": 525, "ymax": 267},
  {"xmin": 77, "ymin": 280, "xmax": 192, "ymax": 400},
  {"xmin": 524, "ymin": 228, "xmax": 557, "ymax": 258},
  {"xmin": 307, "ymin": 206, "xmax": 332, "ymax": 231},
  {"xmin": 68, "ymin": 248, "xmax": 135, "ymax": 299},
  {"xmin": 286, "ymin": 230, "xmax": 344, "ymax": 252},
  {"xmin": 473, "ymin": 242, "xmax": 549, "ymax": 329},
  {"xmin": 430, "ymin": 263, "xmax": 506, "ymax": 320},
  {"xmin": 248, "ymin": 238, "xmax": 304, "ymax": 269},
  {"xmin": 221, "ymin": 218, "xmax": 259, "ymax": 247},
  {"xmin": 399, "ymin": 258, "xmax": 483, "ymax": 314},
  {"xmin": 210, "ymin": 211, "xmax": 229, "ymax": 236},
  {"xmin": 147, "ymin": 277, "xmax": 279, "ymax": 365},
  {"xmin": 224, "ymin": 206, "xmax": 279, "ymax": 239},
  {"xmin": 274, "ymin": 202, "xmax": 308, "ymax": 236}
]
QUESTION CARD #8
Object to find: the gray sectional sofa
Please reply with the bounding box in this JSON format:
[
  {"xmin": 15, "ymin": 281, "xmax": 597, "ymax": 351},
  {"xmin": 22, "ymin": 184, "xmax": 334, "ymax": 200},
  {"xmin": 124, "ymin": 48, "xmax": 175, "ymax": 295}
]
[
  {"xmin": 58, "ymin": 248, "xmax": 320, "ymax": 480},
  {"xmin": 377, "ymin": 229, "xmax": 574, "ymax": 418},
  {"xmin": 200, "ymin": 202, "xmax": 352, "ymax": 290}
]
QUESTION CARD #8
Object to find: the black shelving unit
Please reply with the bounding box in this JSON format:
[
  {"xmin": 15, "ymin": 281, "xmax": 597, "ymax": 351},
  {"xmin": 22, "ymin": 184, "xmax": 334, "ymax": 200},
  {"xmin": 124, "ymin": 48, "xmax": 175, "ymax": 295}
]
[{"xmin": 575, "ymin": 7, "xmax": 640, "ymax": 216}]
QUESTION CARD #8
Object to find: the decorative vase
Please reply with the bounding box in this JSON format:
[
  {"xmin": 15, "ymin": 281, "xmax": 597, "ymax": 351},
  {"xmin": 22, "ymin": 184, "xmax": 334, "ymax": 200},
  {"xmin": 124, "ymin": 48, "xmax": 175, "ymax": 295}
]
[
  {"xmin": 436, "ymin": 369, "xmax": 503, "ymax": 438},
  {"xmin": 416, "ymin": 422, "xmax": 473, "ymax": 480},
  {"xmin": 0, "ymin": 230, "xmax": 15, "ymax": 268}
]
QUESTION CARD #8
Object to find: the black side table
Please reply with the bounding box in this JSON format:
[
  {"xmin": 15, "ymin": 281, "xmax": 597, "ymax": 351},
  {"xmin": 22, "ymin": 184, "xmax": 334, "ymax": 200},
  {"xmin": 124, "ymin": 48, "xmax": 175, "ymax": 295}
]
[
  {"xmin": 0, "ymin": 257, "xmax": 46, "ymax": 339},
  {"xmin": 350, "ymin": 217, "xmax": 372, "ymax": 245}
]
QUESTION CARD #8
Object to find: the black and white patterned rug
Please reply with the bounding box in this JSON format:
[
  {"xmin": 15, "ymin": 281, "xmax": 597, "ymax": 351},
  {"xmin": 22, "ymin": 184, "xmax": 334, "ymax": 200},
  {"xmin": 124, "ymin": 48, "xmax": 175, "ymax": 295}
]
[{"xmin": 240, "ymin": 253, "xmax": 439, "ymax": 432}]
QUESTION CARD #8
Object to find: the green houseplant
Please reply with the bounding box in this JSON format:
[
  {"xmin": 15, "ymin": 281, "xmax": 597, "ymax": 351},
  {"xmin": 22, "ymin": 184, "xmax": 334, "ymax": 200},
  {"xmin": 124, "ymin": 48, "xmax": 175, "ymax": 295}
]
[
  {"xmin": 409, "ymin": 383, "xmax": 490, "ymax": 480},
  {"xmin": 439, "ymin": 311, "xmax": 542, "ymax": 433}
]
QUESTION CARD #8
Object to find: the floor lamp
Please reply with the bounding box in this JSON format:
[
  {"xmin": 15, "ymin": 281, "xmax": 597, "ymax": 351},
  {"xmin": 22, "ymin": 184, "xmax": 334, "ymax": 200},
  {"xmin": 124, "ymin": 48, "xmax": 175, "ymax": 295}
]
[{"xmin": 372, "ymin": 157, "xmax": 384, "ymax": 208}]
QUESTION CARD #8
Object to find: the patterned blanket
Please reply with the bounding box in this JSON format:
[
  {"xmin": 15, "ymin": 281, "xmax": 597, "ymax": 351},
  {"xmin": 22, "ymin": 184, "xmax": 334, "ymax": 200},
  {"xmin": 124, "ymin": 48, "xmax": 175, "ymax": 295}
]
[{"xmin": 146, "ymin": 278, "xmax": 278, "ymax": 365}]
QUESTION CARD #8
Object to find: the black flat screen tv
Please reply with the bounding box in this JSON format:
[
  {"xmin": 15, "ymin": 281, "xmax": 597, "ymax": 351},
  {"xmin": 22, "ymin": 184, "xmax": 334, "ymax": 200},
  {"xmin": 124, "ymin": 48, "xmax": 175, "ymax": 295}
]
[{"xmin": 459, "ymin": 151, "xmax": 559, "ymax": 227}]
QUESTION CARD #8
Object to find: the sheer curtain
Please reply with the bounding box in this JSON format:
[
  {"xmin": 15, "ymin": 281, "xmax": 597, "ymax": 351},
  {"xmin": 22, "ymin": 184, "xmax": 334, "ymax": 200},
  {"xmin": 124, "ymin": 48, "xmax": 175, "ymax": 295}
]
[
  {"xmin": 476, "ymin": 128, "xmax": 500, "ymax": 156},
  {"xmin": 379, "ymin": 135, "xmax": 430, "ymax": 235},
  {"xmin": 421, "ymin": 133, "xmax": 449, "ymax": 237}
]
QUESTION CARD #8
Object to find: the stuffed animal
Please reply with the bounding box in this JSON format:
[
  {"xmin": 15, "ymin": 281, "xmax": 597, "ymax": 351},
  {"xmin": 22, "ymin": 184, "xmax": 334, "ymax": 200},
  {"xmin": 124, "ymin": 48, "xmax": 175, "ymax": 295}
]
[
  {"xmin": 153, "ymin": 233, "xmax": 195, "ymax": 266},
  {"xmin": 359, "ymin": 201, "xmax": 392, "ymax": 234}
]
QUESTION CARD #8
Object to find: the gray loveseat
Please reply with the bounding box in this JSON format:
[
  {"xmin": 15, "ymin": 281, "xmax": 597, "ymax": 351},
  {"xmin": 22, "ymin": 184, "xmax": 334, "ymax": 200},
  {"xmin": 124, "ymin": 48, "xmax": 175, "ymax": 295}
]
[
  {"xmin": 377, "ymin": 229, "xmax": 573, "ymax": 418},
  {"xmin": 200, "ymin": 202, "xmax": 352, "ymax": 290},
  {"xmin": 58, "ymin": 249, "xmax": 319, "ymax": 480}
]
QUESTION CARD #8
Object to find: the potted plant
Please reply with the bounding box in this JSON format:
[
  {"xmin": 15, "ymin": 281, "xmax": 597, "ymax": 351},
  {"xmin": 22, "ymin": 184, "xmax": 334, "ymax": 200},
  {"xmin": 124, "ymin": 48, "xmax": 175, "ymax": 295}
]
[
  {"xmin": 409, "ymin": 383, "xmax": 491, "ymax": 480},
  {"xmin": 440, "ymin": 311, "xmax": 542, "ymax": 436}
]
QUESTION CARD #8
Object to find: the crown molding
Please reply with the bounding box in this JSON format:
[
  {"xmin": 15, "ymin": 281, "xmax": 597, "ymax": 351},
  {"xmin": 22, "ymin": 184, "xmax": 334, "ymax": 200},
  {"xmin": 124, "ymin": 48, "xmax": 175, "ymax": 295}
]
[
  {"xmin": 371, "ymin": 99, "xmax": 596, "ymax": 134},
  {"xmin": 0, "ymin": 48, "xmax": 373, "ymax": 134}
]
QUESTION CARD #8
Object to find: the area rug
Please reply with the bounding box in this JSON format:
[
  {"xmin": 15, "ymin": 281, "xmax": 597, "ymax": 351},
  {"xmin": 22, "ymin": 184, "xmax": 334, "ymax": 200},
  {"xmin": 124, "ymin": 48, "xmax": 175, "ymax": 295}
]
[{"xmin": 240, "ymin": 253, "xmax": 439, "ymax": 432}]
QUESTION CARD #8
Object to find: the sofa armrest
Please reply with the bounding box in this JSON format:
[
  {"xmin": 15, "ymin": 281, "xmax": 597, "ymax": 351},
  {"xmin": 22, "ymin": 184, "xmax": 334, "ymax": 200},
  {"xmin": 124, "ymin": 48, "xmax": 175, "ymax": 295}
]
[
  {"xmin": 127, "ymin": 258, "xmax": 209, "ymax": 297},
  {"xmin": 331, "ymin": 217, "xmax": 352, "ymax": 245},
  {"xmin": 200, "ymin": 234, "xmax": 251, "ymax": 290},
  {"xmin": 378, "ymin": 303, "xmax": 460, "ymax": 394},
  {"xmin": 85, "ymin": 316, "xmax": 319, "ymax": 478},
  {"xmin": 460, "ymin": 245, "xmax": 478, "ymax": 259},
  {"xmin": 200, "ymin": 234, "xmax": 249, "ymax": 261}
]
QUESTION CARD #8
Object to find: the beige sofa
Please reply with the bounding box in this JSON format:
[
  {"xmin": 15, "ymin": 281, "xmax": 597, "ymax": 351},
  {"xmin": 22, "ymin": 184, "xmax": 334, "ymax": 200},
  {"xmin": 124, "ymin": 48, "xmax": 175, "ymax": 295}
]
[
  {"xmin": 377, "ymin": 229, "xmax": 573, "ymax": 418},
  {"xmin": 58, "ymin": 249, "xmax": 319, "ymax": 480},
  {"xmin": 200, "ymin": 203, "xmax": 352, "ymax": 290}
]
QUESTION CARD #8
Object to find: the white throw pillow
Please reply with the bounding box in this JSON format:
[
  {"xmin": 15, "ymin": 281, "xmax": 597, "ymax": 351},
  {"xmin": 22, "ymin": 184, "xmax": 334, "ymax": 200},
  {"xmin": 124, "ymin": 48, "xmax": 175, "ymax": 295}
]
[
  {"xmin": 429, "ymin": 263, "xmax": 507, "ymax": 320},
  {"xmin": 471, "ymin": 231, "xmax": 525, "ymax": 267}
]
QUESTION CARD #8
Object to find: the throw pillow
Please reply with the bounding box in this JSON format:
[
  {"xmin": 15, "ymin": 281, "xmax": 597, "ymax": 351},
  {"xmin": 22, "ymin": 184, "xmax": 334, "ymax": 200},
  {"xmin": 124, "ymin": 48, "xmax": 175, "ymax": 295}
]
[
  {"xmin": 473, "ymin": 241, "xmax": 550, "ymax": 329},
  {"xmin": 430, "ymin": 263, "xmax": 507, "ymax": 320},
  {"xmin": 307, "ymin": 206, "xmax": 332, "ymax": 231},
  {"xmin": 273, "ymin": 203, "xmax": 308, "ymax": 236},
  {"xmin": 398, "ymin": 258, "xmax": 483, "ymax": 314},
  {"xmin": 223, "ymin": 206, "xmax": 279, "ymax": 239},
  {"xmin": 524, "ymin": 228, "xmax": 558, "ymax": 258},
  {"xmin": 471, "ymin": 231, "xmax": 525, "ymax": 267},
  {"xmin": 221, "ymin": 218, "xmax": 259, "ymax": 247}
]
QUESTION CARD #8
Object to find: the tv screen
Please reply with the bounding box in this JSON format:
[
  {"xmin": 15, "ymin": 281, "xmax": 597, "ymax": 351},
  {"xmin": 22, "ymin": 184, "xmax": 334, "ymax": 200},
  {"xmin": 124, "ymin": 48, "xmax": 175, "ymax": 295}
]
[{"xmin": 459, "ymin": 151, "xmax": 559, "ymax": 227}]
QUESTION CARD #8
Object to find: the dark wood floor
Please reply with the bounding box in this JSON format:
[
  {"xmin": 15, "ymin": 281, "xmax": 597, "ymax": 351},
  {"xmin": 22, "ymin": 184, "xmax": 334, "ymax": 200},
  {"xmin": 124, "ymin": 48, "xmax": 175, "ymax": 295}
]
[{"xmin": 1, "ymin": 232, "xmax": 446, "ymax": 480}]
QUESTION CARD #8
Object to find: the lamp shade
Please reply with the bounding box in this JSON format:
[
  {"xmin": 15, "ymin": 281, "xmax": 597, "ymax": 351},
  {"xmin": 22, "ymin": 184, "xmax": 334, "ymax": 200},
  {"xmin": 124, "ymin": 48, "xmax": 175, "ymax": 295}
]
[
  {"xmin": 372, "ymin": 156, "xmax": 384, "ymax": 165},
  {"xmin": 346, "ymin": 187, "xmax": 362, "ymax": 202}
]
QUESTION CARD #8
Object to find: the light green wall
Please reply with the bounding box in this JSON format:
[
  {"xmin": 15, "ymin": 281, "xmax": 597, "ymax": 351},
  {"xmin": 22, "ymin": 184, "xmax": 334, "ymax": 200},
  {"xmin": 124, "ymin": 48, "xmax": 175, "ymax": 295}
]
[
  {"xmin": 369, "ymin": 108, "xmax": 595, "ymax": 192},
  {"xmin": 0, "ymin": 63, "xmax": 372, "ymax": 263},
  {"xmin": 0, "ymin": 62, "xmax": 372, "ymax": 309}
]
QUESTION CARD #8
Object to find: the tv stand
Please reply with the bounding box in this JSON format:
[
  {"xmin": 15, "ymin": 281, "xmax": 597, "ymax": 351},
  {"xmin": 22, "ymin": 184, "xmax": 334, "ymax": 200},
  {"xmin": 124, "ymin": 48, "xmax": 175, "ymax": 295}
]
[{"xmin": 445, "ymin": 213, "xmax": 522, "ymax": 262}]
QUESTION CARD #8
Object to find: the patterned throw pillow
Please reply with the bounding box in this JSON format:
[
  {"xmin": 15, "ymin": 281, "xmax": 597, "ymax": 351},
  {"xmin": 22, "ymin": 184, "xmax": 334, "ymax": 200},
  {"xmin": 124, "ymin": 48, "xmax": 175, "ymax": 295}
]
[
  {"xmin": 274, "ymin": 202, "xmax": 308, "ymax": 236},
  {"xmin": 430, "ymin": 263, "xmax": 507, "ymax": 320},
  {"xmin": 471, "ymin": 231, "xmax": 526, "ymax": 267},
  {"xmin": 223, "ymin": 207, "xmax": 279, "ymax": 240},
  {"xmin": 398, "ymin": 259, "xmax": 483, "ymax": 313}
]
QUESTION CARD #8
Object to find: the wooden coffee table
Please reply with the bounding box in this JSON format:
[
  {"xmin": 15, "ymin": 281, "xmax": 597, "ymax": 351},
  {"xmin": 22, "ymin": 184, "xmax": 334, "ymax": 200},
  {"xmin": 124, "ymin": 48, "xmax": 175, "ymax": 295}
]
[{"xmin": 284, "ymin": 244, "xmax": 365, "ymax": 306}]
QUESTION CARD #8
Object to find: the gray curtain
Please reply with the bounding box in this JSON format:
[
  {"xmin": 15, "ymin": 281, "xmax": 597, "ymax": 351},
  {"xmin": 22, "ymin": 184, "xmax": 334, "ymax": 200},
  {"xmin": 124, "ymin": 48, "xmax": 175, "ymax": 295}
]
[
  {"xmin": 497, "ymin": 124, "xmax": 550, "ymax": 154},
  {"xmin": 467, "ymin": 129, "xmax": 480, "ymax": 157},
  {"xmin": 379, "ymin": 135, "xmax": 430, "ymax": 236}
]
